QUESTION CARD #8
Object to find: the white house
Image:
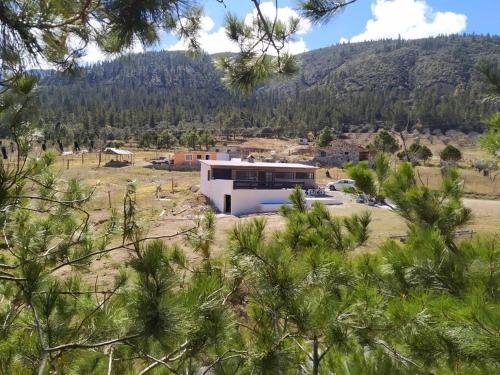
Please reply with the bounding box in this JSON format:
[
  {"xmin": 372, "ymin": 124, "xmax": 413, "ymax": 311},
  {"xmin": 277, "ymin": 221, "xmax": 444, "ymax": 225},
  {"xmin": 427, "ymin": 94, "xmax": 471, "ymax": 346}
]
[{"xmin": 200, "ymin": 159, "xmax": 318, "ymax": 216}]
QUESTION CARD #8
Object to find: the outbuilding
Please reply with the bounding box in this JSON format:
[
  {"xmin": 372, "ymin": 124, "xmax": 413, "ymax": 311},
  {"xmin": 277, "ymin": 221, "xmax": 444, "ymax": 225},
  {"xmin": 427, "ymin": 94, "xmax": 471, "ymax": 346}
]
[{"xmin": 314, "ymin": 139, "xmax": 373, "ymax": 166}]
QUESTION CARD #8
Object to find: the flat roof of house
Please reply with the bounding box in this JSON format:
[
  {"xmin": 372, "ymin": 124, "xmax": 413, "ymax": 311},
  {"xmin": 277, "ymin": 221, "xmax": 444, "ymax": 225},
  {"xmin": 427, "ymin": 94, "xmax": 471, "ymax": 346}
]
[{"xmin": 200, "ymin": 160, "xmax": 317, "ymax": 169}]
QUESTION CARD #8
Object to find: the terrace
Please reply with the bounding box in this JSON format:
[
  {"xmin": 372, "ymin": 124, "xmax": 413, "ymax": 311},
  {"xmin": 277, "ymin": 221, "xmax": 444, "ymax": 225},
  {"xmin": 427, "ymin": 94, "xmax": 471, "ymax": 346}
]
[{"xmin": 205, "ymin": 160, "xmax": 317, "ymax": 190}]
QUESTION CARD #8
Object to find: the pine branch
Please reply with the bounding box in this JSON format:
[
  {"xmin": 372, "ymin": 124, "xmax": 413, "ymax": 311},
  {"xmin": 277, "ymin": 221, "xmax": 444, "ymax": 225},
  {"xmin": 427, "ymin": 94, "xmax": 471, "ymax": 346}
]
[
  {"xmin": 49, "ymin": 227, "xmax": 195, "ymax": 273},
  {"xmin": 0, "ymin": 274, "xmax": 26, "ymax": 281},
  {"xmin": 137, "ymin": 339, "xmax": 191, "ymax": 374},
  {"xmin": 201, "ymin": 350, "xmax": 248, "ymax": 375},
  {"xmin": 45, "ymin": 333, "xmax": 142, "ymax": 353},
  {"xmin": 374, "ymin": 339, "xmax": 421, "ymax": 368}
]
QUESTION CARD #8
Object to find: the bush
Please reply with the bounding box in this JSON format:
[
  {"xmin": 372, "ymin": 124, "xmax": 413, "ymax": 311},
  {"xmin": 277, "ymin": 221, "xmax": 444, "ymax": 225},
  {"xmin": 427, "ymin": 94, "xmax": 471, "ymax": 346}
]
[
  {"xmin": 440, "ymin": 144, "xmax": 462, "ymax": 162},
  {"xmin": 343, "ymin": 186, "xmax": 357, "ymax": 194},
  {"xmin": 408, "ymin": 143, "xmax": 433, "ymax": 162}
]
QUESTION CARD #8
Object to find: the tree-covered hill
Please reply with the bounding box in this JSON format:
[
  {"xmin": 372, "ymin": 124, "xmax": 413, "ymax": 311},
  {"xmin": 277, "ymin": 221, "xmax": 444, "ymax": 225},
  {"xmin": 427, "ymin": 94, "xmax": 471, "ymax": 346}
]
[{"xmin": 37, "ymin": 34, "xmax": 500, "ymax": 138}]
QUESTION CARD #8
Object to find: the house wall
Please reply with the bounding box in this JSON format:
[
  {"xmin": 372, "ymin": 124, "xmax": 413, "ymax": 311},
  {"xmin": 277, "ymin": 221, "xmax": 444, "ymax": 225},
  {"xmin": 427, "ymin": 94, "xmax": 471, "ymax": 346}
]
[
  {"xmin": 201, "ymin": 164, "xmax": 298, "ymax": 215},
  {"xmin": 231, "ymin": 189, "xmax": 293, "ymax": 216},
  {"xmin": 314, "ymin": 142, "xmax": 362, "ymax": 166},
  {"xmin": 210, "ymin": 146, "xmax": 241, "ymax": 159},
  {"xmin": 173, "ymin": 151, "xmax": 217, "ymax": 166},
  {"xmin": 200, "ymin": 163, "xmax": 233, "ymax": 212},
  {"xmin": 216, "ymin": 153, "xmax": 230, "ymax": 161},
  {"xmin": 359, "ymin": 151, "xmax": 376, "ymax": 165},
  {"xmin": 201, "ymin": 163, "xmax": 319, "ymax": 215}
]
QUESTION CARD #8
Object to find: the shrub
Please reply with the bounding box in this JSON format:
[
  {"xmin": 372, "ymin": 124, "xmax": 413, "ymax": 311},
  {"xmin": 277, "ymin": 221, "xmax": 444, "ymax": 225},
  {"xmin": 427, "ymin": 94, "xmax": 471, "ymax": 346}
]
[{"xmin": 440, "ymin": 144, "xmax": 462, "ymax": 162}]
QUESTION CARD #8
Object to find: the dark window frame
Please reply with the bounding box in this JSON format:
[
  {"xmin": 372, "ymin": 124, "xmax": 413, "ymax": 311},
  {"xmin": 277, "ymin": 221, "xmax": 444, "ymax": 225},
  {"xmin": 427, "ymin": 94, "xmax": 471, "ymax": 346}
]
[{"xmin": 212, "ymin": 168, "xmax": 232, "ymax": 180}]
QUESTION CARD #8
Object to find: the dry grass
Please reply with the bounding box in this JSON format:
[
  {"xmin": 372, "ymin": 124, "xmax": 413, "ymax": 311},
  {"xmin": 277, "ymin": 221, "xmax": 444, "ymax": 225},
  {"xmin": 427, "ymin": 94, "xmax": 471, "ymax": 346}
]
[
  {"xmin": 416, "ymin": 166, "xmax": 500, "ymax": 198},
  {"xmin": 54, "ymin": 150, "xmax": 202, "ymax": 214},
  {"xmin": 41, "ymin": 138, "xmax": 499, "ymax": 284}
]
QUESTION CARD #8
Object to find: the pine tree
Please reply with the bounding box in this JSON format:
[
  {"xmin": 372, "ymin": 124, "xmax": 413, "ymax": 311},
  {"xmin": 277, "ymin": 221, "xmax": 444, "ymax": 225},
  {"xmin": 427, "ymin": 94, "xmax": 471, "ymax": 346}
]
[
  {"xmin": 316, "ymin": 127, "xmax": 333, "ymax": 147},
  {"xmin": 372, "ymin": 130, "xmax": 400, "ymax": 154}
]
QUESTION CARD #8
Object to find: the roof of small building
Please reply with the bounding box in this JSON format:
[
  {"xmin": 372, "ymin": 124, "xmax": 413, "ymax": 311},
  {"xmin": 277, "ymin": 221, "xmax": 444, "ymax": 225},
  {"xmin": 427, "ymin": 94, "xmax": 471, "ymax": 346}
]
[
  {"xmin": 200, "ymin": 160, "xmax": 317, "ymax": 169},
  {"xmin": 104, "ymin": 147, "xmax": 133, "ymax": 155}
]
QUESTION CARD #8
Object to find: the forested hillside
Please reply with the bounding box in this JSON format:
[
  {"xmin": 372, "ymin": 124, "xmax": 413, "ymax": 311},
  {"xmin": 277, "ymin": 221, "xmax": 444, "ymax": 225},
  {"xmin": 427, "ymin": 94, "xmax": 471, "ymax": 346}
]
[{"xmin": 37, "ymin": 34, "xmax": 500, "ymax": 139}]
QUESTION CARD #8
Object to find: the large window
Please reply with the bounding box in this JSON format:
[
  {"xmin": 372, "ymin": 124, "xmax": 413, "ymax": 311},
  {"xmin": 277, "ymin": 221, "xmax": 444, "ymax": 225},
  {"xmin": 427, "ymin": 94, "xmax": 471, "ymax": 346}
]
[
  {"xmin": 235, "ymin": 170, "xmax": 257, "ymax": 181},
  {"xmin": 212, "ymin": 168, "xmax": 232, "ymax": 180},
  {"xmin": 274, "ymin": 172, "xmax": 294, "ymax": 180},
  {"xmin": 295, "ymin": 172, "xmax": 314, "ymax": 180},
  {"xmin": 185, "ymin": 154, "xmax": 193, "ymax": 161}
]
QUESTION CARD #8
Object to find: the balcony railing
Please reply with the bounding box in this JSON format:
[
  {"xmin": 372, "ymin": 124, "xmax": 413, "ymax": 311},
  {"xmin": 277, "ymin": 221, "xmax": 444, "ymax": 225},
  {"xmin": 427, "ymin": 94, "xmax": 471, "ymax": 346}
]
[{"xmin": 233, "ymin": 180, "xmax": 308, "ymax": 190}]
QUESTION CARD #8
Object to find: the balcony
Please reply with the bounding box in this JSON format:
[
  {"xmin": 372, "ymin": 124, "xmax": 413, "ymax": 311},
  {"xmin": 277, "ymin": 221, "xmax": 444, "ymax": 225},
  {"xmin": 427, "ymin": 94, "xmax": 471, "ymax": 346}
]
[{"xmin": 233, "ymin": 180, "xmax": 308, "ymax": 190}]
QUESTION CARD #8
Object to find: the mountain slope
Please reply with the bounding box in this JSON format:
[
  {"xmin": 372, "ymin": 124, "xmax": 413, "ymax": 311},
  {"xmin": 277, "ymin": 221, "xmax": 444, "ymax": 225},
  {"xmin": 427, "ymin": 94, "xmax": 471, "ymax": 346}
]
[{"xmin": 37, "ymin": 34, "xmax": 500, "ymax": 136}]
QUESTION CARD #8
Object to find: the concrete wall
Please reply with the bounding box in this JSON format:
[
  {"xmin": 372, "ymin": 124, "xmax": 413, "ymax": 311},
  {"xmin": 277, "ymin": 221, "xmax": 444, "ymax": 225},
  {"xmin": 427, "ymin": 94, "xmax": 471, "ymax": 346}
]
[
  {"xmin": 201, "ymin": 164, "xmax": 315, "ymax": 216},
  {"xmin": 200, "ymin": 164, "xmax": 233, "ymax": 212},
  {"xmin": 315, "ymin": 141, "xmax": 363, "ymax": 167},
  {"xmin": 231, "ymin": 189, "xmax": 293, "ymax": 216},
  {"xmin": 216, "ymin": 153, "xmax": 230, "ymax": 161},
  {"xmin": 210, "ymin": 147, "xmax": 241, "ymax": 159}
]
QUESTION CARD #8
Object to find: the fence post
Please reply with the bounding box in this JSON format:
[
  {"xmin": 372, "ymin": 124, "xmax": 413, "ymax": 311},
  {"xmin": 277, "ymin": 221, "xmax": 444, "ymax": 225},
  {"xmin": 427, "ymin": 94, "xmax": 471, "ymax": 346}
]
[
  {"xmin": 66, "ymin": 159, "xmax": 70, "ymax": 170},
  {"xmin": 108, "ymin": 191, "xmax": 112, "ymax": 208}
]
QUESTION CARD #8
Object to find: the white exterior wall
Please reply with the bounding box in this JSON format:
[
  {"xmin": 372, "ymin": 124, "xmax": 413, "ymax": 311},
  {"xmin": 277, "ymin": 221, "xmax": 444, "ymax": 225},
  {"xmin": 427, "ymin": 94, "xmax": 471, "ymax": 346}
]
[
  {"xmin": 231, "ymin": 189, "xmax": 293, "ymax": 216},
  {"xmin": 200, "ymin": 164, "xmax": 233, "ymax": 212},
  {"xmin": 200, "ymin": 163, "xmax": 309, "ymax": 216},
  {"xmin": 216, "ymin": 153, "xmax": 230, "ymax": 161}
]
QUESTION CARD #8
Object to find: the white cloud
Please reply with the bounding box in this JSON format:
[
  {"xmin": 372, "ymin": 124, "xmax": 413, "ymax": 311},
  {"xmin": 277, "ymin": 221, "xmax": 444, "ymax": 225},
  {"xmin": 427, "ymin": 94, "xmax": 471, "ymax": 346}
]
[
  {"xmin": 167, "ymin": 1, "xmax": 310, "ymax": 55},
  {"xmin": 343, "ymin": 0, "xmax": 467, "ymax": 43},
  {"xmin": 35, "ymin": 1, "xmax": 312, "ymax": 67},
  {"xmin": 243, "ymin": 2, "xmax": 311, "ymax": 35},
  {"xmin": 71, "ymin": 19, "xmax": 144, "ymax": 65},
  {"xmin": 79, "ymin": 42, "xmax": 144, "ymax": 65},
  {"xmin": 167, "ymin": 16, "xmax": 240, "ymax": 54},
  {"xmin": 78, "ymin": 39, "xmax": 145, "ymax": 65}
]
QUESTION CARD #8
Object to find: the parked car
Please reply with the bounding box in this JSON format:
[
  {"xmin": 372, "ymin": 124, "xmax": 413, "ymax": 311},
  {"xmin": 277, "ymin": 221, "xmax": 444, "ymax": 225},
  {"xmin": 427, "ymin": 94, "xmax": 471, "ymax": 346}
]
[
  {"xmin": 326, "ymin": 179, "xmax": 356, "ymax": 191},
  {"xmin": 151, "ymin": 156, "xmax": 172, "ymax": 165},
  {"xmin": 306, "ymin": 187, "xmax": 326, "ymax": 197}
]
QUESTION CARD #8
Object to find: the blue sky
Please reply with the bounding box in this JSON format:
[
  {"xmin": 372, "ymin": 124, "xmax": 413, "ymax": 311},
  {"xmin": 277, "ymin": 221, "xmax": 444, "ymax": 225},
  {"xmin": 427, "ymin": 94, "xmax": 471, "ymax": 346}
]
[
  {"xmin": 160, "ymin": 0, "xmax": 500, "ymax": 53},
  {"xmin": 81, "ymin": 0, "xmax": 500, "ymax": 63}
]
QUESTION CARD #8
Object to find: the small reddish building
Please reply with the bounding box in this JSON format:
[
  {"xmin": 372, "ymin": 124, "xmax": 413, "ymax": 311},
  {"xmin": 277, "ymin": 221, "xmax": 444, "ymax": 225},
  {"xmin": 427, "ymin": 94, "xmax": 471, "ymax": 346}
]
[{"xmin": 173, "ymin": 151, "xmax": 217, "ymax": 166}]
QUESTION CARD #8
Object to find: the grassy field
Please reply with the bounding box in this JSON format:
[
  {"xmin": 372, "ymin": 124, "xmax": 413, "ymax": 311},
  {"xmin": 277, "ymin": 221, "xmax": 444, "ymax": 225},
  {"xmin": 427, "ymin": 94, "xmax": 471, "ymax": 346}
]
[
  {"xmin": 316, "ymin": 165, "xmax": 500, "ymax": 198},
  {"xmin": 37, "ymin": 138, "xmax": 499, "ymax": 282}
]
